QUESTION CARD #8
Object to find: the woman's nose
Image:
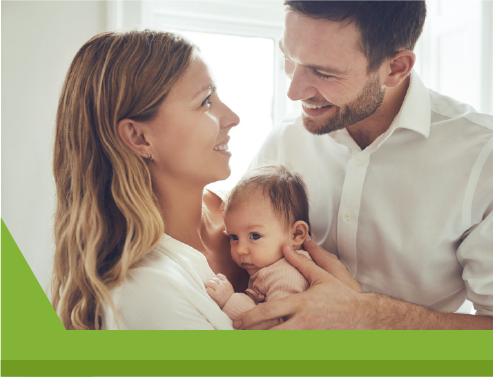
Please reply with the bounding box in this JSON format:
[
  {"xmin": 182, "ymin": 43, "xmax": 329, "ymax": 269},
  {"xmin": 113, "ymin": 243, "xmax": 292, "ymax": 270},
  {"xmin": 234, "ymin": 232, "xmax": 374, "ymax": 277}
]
[{"xmin": 220, "ymin": 104, "xmax": 240, "ymax": 129}]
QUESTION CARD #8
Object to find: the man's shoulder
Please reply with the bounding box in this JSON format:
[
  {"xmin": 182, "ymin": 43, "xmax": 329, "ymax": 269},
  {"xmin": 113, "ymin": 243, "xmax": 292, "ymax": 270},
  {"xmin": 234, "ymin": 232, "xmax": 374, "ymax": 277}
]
[
  {"xmin": 271, "ymin": 110, "xmax": 306, "ymax": 137},
  {"xmin": 429, "ymin": 90, "xmax": 493, "ymax": 134}
]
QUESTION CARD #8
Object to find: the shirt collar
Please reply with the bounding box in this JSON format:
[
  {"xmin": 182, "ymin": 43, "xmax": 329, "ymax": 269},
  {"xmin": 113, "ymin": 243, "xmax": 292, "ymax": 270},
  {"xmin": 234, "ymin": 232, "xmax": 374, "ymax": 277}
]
[
  {"xmin": 393, "ymin": 70, "xmax": 431, "ymax": 139},
  {"xmin": 328, "ymin": 70, "xmax": 431, "ymax": 150}
]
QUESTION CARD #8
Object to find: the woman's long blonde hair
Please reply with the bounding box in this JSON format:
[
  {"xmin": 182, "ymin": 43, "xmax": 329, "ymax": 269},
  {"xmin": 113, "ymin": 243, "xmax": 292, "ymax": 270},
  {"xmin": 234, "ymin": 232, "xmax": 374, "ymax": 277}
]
[{"xmin": 52, "ymin": 30, "xmax": 196, "ymax": 329}]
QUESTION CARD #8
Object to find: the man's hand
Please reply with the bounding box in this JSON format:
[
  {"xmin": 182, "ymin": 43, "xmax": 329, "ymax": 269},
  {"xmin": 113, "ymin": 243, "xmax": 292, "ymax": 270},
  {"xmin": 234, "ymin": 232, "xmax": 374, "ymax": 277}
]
[
  {"xmin": 233, "ymin": 238, "xmax": 365, "ymax": 329},
  {"xmin": 301, "ymin": 238, "xmax": 361, "ymax": 292},
  {"xmin": 206, "ymin": 273, "xmax": 234, "ymax": 309}
]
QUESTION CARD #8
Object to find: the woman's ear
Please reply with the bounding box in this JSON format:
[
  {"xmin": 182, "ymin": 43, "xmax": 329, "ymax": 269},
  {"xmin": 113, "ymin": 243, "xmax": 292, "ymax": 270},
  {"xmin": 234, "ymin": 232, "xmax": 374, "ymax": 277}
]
[
  {"xmin": 383, "ymin": 50, "xmax": 415, "ymax": 88},
  {"xmin": 117, "ymin": 118, "xmax": 151, "ymax": 156},
  {"xmin": 291, "ymin": 220, "xmax": 309, "ymax": 248}
]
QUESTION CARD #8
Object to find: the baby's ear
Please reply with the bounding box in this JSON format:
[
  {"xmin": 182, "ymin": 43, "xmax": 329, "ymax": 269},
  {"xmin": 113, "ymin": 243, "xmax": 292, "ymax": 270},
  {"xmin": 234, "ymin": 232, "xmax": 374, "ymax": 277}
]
[{"xmin": 291, "ymin": 221, "xmax": 309, "ymax": 247}]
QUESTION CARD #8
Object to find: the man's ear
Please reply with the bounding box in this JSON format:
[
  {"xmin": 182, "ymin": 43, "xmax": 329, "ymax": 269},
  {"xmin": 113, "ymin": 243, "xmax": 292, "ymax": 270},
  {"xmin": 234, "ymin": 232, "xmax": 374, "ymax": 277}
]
[
  {"xmin": 291, "ymin": 220, "xmax": 309, "ymax": 248},
  {"xmin": 117, "ymin": 118, "xmax": 151, "ymax": 156},
  {"xmin": 383, "ymin": 50, "xmax": 415, "ymax": 88}
]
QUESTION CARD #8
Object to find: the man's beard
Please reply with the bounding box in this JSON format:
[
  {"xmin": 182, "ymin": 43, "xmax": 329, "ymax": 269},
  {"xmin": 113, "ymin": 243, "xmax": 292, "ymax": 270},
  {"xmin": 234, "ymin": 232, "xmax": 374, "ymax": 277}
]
[{"xmin": 302, "ymin": 73, "xmax": 386, "ymax": 135}]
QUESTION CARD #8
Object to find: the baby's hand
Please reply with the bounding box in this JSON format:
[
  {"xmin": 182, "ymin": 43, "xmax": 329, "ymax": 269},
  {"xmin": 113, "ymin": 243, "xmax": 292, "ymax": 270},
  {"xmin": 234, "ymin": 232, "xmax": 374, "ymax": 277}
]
[{"xmin": 205, "ymin": 273, "xmax": 234, "ymax": 309}]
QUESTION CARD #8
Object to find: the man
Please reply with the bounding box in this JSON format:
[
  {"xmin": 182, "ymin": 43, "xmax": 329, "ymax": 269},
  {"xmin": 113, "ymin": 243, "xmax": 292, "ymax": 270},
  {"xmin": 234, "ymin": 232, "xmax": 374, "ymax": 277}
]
[{"xmin": 235, "ymin": 1, "xmax": 493, "ymax": 329}]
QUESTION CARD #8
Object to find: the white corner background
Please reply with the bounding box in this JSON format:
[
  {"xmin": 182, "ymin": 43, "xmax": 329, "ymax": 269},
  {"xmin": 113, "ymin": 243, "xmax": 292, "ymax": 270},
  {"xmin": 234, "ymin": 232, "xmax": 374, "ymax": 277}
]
[
  {"xmin": 2, "ymin": 0, "xmax": 492, "ymax": 302},
  {"xmin": 2, "ymin": 1, "xmax": 108, "ymax": 296}
]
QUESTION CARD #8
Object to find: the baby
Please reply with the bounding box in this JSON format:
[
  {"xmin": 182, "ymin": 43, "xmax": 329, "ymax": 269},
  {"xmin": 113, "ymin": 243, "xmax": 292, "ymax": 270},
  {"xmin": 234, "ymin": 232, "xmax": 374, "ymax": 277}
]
[{"xmin": 206, "ymin": 164, "xmax": 311, "ymax": 330}]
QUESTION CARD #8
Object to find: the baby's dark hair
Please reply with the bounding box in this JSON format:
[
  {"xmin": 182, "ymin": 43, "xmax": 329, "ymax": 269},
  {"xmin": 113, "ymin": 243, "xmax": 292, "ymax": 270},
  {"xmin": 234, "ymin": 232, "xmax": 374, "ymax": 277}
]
[{"xmin": 225, "ymin": 164, "xmax": 311, "ymax": 232}]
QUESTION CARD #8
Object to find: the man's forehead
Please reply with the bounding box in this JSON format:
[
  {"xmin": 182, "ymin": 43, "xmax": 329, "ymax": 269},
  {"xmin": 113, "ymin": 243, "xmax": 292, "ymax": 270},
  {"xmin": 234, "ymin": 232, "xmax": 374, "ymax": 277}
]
[{"xmin": 281, "ymin": 11, "xmax": 366, "ymax": 71}]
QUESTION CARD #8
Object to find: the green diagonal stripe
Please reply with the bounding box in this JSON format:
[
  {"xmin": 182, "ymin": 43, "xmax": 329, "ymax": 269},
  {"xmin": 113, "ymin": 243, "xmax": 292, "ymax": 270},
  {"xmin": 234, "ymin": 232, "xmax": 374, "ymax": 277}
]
[{"xmin": 2, "ymin": 360, "xmax": 493, "ymax": 376}]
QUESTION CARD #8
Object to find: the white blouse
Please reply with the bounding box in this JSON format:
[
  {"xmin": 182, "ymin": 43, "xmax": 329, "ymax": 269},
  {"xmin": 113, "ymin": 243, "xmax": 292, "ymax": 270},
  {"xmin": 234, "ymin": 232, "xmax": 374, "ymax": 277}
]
[{"xmin": 102, "ymin": 233, "xmax": 233, "ymax": 330}]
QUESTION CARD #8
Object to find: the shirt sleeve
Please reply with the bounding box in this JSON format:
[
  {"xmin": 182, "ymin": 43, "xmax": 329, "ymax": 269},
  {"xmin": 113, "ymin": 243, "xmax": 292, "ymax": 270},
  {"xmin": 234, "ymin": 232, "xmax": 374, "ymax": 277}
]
[
  {"xmin": 457, "ymin": 210, "xmax": 493, "ymax": 316},
  {"xmin": 220, "ymin": 292, "xmax": 281, "ymax": 330},
  {"xmin": 222, "ymin": 293, "xmax": 257, "ymax": 320},
  {"xmin": 106, "ymin": 267, "xmax": 228, "ymax": 330},
  {"xmin": 457, "ymin": 142, "xmax": 493, "ymax": 316}
]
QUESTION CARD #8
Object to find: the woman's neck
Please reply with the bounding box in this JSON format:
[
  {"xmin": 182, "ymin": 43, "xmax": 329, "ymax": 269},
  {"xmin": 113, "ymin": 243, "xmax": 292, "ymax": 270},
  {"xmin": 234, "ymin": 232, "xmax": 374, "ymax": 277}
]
[{"xmin": 154, "ymin": 177, "xmax": 209, "ymax": 253}]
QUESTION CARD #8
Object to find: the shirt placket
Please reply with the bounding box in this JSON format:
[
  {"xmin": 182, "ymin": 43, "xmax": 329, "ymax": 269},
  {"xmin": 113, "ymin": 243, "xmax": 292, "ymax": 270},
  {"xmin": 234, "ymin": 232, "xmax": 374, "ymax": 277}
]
[{"xmin": 337, "ymin": 152, "xmax": 370, "ymax": 276}]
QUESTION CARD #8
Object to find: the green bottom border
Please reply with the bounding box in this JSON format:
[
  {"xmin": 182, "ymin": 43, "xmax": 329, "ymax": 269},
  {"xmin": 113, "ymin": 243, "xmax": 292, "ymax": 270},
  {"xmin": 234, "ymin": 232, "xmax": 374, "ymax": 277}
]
[{"xmin": 1, "ymin": 360, "xmax": 493, "ymax": 376}]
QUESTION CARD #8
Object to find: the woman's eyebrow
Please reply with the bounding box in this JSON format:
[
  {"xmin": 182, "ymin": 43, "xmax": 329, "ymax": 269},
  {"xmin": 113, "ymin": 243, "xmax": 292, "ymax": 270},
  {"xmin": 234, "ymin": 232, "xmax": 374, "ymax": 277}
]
[{"xmin": 192, "ymin": 85, "xmax": 216, "ymax": 100}]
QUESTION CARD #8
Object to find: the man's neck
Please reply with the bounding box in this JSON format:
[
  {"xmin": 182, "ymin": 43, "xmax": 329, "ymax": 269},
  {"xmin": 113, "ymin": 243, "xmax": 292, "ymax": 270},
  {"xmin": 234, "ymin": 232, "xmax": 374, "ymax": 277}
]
[{"xmin": 346, "ymin": 75, "xmax": 410, "ymax": 150}]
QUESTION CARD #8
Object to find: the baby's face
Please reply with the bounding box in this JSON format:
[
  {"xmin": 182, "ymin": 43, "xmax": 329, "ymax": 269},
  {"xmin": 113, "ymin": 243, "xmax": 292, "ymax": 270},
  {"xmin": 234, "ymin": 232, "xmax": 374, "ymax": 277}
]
[{"xmin": 224, "ymin": 196, "xmax": 291, "ymax": 276}]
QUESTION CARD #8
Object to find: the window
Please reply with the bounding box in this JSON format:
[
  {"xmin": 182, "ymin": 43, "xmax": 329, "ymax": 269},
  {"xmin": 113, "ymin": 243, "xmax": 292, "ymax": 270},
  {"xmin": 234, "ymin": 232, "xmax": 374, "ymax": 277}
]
[{"xmin": 414, "ymin": 0, "xmax": 493, "ymax": 113}]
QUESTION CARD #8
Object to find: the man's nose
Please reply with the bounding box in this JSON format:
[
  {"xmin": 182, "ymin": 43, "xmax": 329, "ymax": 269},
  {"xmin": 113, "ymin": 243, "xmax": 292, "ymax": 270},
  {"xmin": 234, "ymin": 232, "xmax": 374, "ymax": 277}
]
[{"xmin": 287, "ymin": 65, "xmax": 317, "ymax": 101}]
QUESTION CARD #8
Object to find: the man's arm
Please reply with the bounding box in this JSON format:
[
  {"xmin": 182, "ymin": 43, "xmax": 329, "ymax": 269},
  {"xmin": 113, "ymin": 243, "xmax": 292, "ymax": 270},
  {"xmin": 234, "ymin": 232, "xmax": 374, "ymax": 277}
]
[{"xmin": 233, "ymin": 239, "xmax": 493, "ymax": 330}]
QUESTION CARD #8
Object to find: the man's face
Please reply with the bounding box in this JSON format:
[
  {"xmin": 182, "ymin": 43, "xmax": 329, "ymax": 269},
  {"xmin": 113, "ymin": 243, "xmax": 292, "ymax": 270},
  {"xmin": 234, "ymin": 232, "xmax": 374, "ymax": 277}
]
[{"xmin": 281, "ymin": 11, "xmax": 386, "ymax": 134}]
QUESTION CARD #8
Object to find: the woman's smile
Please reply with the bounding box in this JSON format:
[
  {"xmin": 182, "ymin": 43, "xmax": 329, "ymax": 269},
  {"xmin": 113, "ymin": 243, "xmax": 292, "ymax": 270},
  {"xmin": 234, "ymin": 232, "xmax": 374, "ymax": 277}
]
[{"xmin": 213, "ymin": 135, "xmax": 232, "ymax": 156}]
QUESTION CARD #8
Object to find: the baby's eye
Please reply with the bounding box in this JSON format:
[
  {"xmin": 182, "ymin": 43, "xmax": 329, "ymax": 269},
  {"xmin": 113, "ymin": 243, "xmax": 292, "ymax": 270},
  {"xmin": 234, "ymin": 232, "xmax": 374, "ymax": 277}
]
[
  {"xmin": 250, "ymin": 233, "xmax": 261, "ymax": 240},
  {"xmin": 229, "ymin": 234, "xmax": 238, "ymax": 241}
]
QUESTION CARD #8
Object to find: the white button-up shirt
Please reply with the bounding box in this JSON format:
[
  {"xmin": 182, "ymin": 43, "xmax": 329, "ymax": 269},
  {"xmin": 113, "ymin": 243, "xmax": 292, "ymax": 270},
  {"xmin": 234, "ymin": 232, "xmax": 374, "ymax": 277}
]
[{"xmin": 250, "ymin": 72, "xmax": 493, "ymax": 316}]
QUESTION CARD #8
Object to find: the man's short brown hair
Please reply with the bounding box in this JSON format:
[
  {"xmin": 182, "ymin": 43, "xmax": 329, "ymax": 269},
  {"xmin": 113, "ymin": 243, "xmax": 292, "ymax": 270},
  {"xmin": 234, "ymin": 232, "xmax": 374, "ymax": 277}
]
[
  {"xmin": 225, "ymin": 164, "xmax": 311, "ymax": 232},
  {"xmin": 284, "ymin": 0, "xmax": 427, "ymax": 72}
]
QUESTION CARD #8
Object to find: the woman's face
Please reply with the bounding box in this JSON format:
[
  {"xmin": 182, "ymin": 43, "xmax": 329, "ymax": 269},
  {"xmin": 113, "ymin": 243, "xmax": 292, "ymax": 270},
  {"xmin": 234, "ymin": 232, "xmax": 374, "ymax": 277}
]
[{"xmin": 144, "ymin": 54, "xmax": 239, "ymax": 186}]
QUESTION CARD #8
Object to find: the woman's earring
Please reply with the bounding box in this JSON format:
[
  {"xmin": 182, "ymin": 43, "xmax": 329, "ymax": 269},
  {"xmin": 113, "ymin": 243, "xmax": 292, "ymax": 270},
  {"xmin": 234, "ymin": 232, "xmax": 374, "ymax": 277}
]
[{"xmin": 141, "ymin": 152, "xmax": 152, "ymax": 164}]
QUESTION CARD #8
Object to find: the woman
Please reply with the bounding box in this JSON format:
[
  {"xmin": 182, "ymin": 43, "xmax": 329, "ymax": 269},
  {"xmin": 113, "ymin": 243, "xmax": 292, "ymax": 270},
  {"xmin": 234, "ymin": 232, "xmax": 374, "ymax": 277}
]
[{"xmin": 51, "ymin": 30, "xmax": 249, "ymax": 329}]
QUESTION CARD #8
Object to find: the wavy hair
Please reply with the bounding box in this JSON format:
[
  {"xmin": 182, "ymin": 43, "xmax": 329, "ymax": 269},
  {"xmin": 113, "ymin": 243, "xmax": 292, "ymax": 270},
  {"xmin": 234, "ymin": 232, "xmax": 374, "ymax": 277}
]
[{"xmin": 52, "ymin": 30, "xmax": 196, "ymax": 329}]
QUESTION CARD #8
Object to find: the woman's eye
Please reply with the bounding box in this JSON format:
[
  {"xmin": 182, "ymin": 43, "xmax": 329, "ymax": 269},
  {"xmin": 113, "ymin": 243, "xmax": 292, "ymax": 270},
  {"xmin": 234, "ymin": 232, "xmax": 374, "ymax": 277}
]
[
  {"xmin": 201, "ymin": 94, "xmax": 211, "ymax": 107},
  {"xmin": 230, "ymin": 234, "xmax": 238, "ymax": 241},
  {"xmin": 250, "ymin": 233, "xmax": 261, "ymax": 240}
]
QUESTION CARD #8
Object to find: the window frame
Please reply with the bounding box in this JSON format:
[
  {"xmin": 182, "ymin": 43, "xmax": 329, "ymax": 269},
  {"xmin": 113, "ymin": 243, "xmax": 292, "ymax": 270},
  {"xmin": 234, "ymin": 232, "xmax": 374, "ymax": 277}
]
[{"xmin": 107, "ymin": 0, "xmax": 291, "ymax": 125}]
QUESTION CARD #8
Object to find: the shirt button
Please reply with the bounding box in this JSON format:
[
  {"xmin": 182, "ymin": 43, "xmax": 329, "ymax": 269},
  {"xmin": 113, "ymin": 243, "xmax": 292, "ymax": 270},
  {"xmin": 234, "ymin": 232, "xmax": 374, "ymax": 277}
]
[
  {"xmin": 344, "ymin": 212, "xmax": 352, "ymax": 221},
  {"xmin": 355, "ymin": 157, "xmax": 363, "ymax": 164}
]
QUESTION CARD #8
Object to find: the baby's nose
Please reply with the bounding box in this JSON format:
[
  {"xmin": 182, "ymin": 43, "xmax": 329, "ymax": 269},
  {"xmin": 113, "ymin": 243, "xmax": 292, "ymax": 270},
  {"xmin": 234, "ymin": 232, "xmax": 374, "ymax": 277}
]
[{"xmin": 236, "ymin": 244, "xmax": 249, "ymax": 255}]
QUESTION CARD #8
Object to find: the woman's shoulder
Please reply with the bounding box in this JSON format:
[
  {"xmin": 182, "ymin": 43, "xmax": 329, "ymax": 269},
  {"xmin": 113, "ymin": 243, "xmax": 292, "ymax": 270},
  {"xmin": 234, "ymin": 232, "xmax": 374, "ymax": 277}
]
[
  {"xmin": 104, "ymin": 240, "xmax": 232, "ymax": 330},
  {"xmin": 124, "ymin": 235, "xmax": 214, "ymax": 288},
  {"xmin": 114, "ymin": 249, "xmax": 195, "ymax": 303}
]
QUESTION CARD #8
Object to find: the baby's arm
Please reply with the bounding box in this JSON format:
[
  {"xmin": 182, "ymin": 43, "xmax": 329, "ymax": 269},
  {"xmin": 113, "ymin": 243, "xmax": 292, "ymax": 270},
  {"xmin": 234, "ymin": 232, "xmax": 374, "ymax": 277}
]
[
  {"xmin": 206, "ymin": 274, "xmax": 279, "ymax": 330},
  {"xmin": 205, "ymin": 273, "xmax": 235, "ymax": 309}
]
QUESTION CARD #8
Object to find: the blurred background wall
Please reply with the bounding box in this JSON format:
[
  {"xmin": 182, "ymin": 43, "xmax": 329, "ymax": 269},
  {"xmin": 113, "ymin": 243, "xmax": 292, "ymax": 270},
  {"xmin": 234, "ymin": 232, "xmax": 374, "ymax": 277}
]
[{"xmin": 2, "ymin": 1, "xmax": 107, "ymax": 294}]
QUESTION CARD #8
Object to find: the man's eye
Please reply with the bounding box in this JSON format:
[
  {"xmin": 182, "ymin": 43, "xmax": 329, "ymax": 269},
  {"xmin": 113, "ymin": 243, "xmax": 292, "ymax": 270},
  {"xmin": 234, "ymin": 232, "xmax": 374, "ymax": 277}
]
[
  {"xmin": 230, "ymin": 234, "xmax": 238, "ymax": 241},
  {"xmin": 201, "ymin": 94, "xmax": 211, "ymax": 107},
  {"xmin": 312, "ymin": 68, "xmax": 334, "ymax": 80},
  {"xmin": 250, "ymin": 233, "xmax": 261, "ymax": 240}
]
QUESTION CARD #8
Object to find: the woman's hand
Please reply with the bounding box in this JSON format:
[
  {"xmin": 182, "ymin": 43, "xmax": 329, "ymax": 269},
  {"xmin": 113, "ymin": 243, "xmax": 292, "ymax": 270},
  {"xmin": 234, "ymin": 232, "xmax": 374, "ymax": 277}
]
[
  {"xmin": 206, "ymin": 273, "xmax": 235, "ymax": 309},
  {"xmin": 233, "ymin": 239, "xmax": 364, "ymax": 329}
]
